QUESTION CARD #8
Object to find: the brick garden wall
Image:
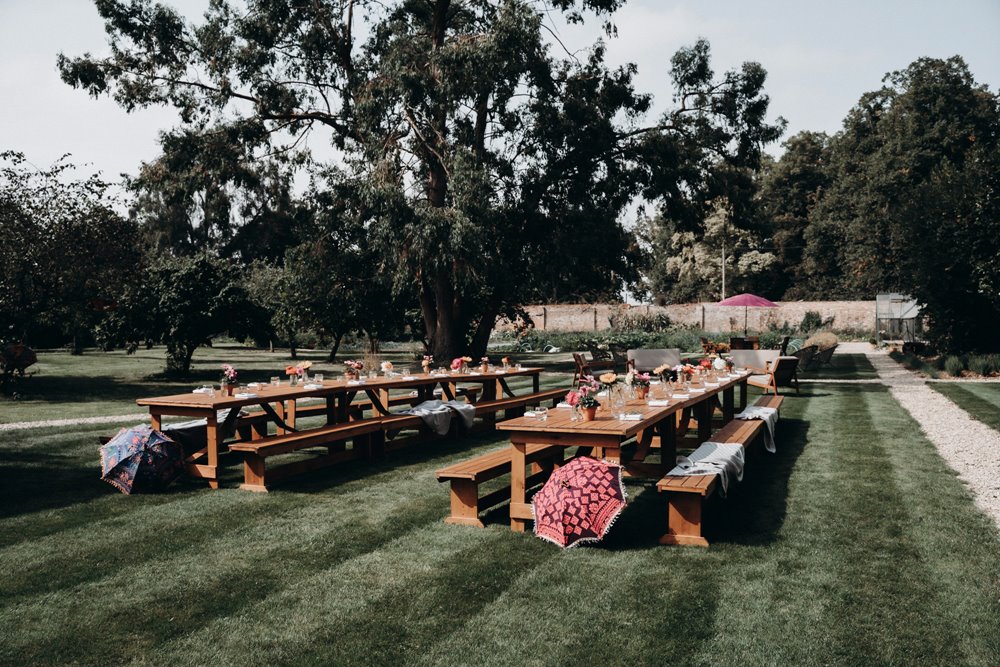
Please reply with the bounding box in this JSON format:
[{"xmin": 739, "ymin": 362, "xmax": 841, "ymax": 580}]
[{"xmin": 501, "ymin": 301, "xmax": 876, "ymax": 333}]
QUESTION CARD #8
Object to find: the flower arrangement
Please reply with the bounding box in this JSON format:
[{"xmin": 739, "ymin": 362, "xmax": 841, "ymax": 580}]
[
  {"xmin": 220, "ymin": 363, "xmax": 237, "ymax": 384},
  {"xmin": 653, "ymin": 363, "xmax": 672, "ymax": 381},
  {"xmin": 625, "ymin": 371, "xmax": 651, "ymax": 389},
  {"xmin": 284, "ymin": 365, "xmax": 304, "ymax": 377},
  {"xmin": 674, "ymin": 363, "xmax": 696, "ymax": 379},
  {"xmin": 421, "ymin": 355, "xmax": 433, "ymax": 372},
  {"xmin": 501, "ymin": 356, "xmax": 511, "ymax": 367},
  {"xmin": 575, "ymin": 376, "xmax": 601, "ymax": 409},
  {"xmin": 451, "ymin": 356, "xmax": 473, "ymax": 371},
  {"xmin": 598, "ymin": 372, "xmax": 619, "ymax": 389},
  {"xmin": 699, "ymin": 358, "xmax": 712, "ymax": 371},
  {"xmin": 380, "ymin": 361, "xmax": 394, "ymax": 373},
  {"xmin": 344, "ymin": 360, "xmax": 364, "ymax": 372}
]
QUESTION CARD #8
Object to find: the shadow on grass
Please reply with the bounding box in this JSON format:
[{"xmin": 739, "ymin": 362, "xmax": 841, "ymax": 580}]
[
  {"xmin": 8, "ymin": 374, "xmax": 183, "ymax": 405},
  {"xmin": 710, "ymin": 415, "xmax": 810, "ymax": 546}
]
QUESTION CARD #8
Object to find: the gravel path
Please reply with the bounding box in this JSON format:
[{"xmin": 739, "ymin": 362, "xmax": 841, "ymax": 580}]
[
  {"xmin": 864, "ymin": 346, "xmax": 1000, "ymax": 529},
  {"xmin": 0, "ymin": 413, "xmax": 147, "ymax": 432}
]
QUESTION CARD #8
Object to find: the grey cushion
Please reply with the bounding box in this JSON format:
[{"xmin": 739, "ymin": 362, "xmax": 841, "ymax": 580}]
[
  {"xmin": 729, "ymin": 349, "xmax": 780, "ymax": 370},
  {"xmin": 626, "ymin": 348, "xmax": 681, "ymax": 372}
]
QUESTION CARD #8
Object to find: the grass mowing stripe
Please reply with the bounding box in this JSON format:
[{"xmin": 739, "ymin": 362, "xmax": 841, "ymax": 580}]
[
  {"xmin": 820, "ymin": 385, "xmax": 960, "ymax": 665},
  {"xmin": 135, "ymin": 525, "xmax": 542, "ymax": 667},
  {"xmin": 0, "ymin": 481, "xmax": 449, "ymax": 665},
  {"xmin": 929, "ymin": 383, "xmax": 1000, "ymax": 434},
  {"xmin": 866, "ymin": 386, "xmax": 1000, "ymax": 665},
  {"xmin": 413, "ymin": 544, "xmax": 723, "ymax": 667}
]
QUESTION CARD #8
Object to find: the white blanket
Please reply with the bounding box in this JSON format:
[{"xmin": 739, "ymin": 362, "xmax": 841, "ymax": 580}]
[
  {"xmin": 401, "ymin": 400, "xmax": 476, "ymax": 436},
  {"xmin": 736, "ymin": 405, "xmax": 779, "ymax": 453},
  {"xmin": 668, "ymin": 442, "xmax": 745, "ymax": 497}
]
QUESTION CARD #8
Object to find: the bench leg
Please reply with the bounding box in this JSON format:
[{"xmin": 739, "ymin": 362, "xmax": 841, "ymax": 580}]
[
  {"xmin": 659, "ymin": 493, "xmax": 709, "ymax": 547},
  {"xmin": 240, "ymin": 454, "xmax": 269, "ymax": 493},
  {"xmin": 444, "ymin": 480, "xmax": 485, "ymax": 528}
]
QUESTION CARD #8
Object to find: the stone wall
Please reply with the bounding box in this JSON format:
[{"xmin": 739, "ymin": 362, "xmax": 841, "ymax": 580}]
[{"xmin": 503, "ymin": 301, "xmax": 876, "ymax": 333}]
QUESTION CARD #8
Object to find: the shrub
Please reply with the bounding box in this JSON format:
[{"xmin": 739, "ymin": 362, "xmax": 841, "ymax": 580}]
[
  {"xmin": 804, "ymin": 332, "xmax": 839, "ymax": 351},
  {"xmin": 967, "ymin": 354, "xmax": 1000, "ymax": 377},
  {"xmin": 943, "ymin": 355, "xmax": 965, "ymax": 377},
  {"xmin": 799, "ymin": 311, "xmax": 833, "ymax": 333}
]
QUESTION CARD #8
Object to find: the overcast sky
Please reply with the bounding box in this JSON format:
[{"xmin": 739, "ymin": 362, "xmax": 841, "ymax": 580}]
[{"xmin": 2, "ymin": 0, "xmax": 998, "ymax": 182}]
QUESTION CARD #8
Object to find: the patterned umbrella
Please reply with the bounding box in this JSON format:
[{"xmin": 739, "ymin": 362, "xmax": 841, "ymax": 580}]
[
  {"xmin": 99, "ymin": 425, "xmax": 185, "ymax": 494},
  {"xmin": 531, "ymin": 456, "xmax": 627, "ymax": 548}
]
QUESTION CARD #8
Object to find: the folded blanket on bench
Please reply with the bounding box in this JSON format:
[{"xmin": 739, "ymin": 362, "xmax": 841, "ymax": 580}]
[
  {"xmin": 668, "ymin": 442, "xmax": 745, "ymax": 497},
  {"xmin": 401, "ymin": 400, "xmax": 476, "ymax": 436},
  {"xmin": 735, "ymin": 406, "xmax": 779, "ymax": 453}
]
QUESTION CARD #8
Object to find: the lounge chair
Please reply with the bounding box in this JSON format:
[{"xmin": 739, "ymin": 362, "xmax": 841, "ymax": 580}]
[
  {"xmin": 814, "ymin": 344, "xmax": 837, "ymax": 368},
  {"xmin": 572, "ymin": 352, "xmax": 616, "ymax": 384},
  {"xmin": 791, "ymin": 344, "xmax": 818, "ymax": 372},
  {"xmin": 747, "ymin": 356, "xmax": 800, "ymax": 395},
  {"xmin": 626, "ymin": 348, "xmax": 681, "ymax": 374}
]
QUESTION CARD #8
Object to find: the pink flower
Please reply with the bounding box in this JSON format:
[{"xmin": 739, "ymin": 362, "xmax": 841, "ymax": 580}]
[
  {"xmin": 565, "ymin": 390, "xmax": 580, "ymax": 406},
  {"xmin": 451, "ymin": 358, "xmax": 463, "ymax": 370}
]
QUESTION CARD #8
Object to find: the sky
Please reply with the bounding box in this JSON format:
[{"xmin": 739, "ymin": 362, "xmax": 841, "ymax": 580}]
[{"xmin": 1, "ymin": 0, "xmax": 999, "ymax": 183}]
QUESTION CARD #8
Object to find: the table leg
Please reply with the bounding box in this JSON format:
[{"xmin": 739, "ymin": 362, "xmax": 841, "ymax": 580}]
[
  {"xmin": 532, "ymin": 373, "xmax": 540, "ymax": 393},
  {"xmin": 723, "ymin": 386, "xmax": 735, "ymax": 422},
  {"xmin": 658, "ymin": 416, "xmax": 677, "ymax": 475},
  {"xmin": 276, "ymin": 401, "xmax": 287, "ymax": 435},
  {"xmin": 739, "ymin": 380, "xmax": 747, "ymax": 411},
  {"xmin": 697, "ymin": 400, "xmax": 713, "ymax": 442},
  {"xmin": 150, "ymin": 412, "xmax": 162, "ymax": 430},
  {"xmin": 205, "ymin": 412, "xmax": 220, "ymax": 490},
  {"xmin": 510, "ymin": 442, "xmax": 529, "ymax": 532},
  {"xmin": 325, "ymin": 396, "xmax": 337, "ymax": 425}
]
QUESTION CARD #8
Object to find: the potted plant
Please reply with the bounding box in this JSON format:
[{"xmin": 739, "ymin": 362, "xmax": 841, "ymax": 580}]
[
  {"xmin": 285, "ymin": 365, "xmax": 304, "ymax": 386},
  {"xmin": 220, "ymin": 363, "xmax": 238, "ymax": 396},
  {"xmin": 575, "ymin": 376, "xmax": 601, "ymax": 421},
  {"xmin": 421, "ymin": 355, "xmax": 433, "ymax": 374},
  {"xmin": 344, "ymin": 360, "xmax": 363, "ymax": 380},
  {"xmin": 479, "ymin": 356, "xmax": 490, "ymax": 373},
  {"xmin": 451, "ymin": 356, "xmax": 472, "ymax": 373},
  {"xmin": 625, "ymin": 370, "xmax": 651, "ymax": 399},
  {"xmin": 380, "ymin": 360, "xmax": 394, "ymax": 377}
]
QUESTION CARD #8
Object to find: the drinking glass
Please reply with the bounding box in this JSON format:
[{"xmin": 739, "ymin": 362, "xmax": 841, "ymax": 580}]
[
  {"xmin": 270, "ymin": 376, "xmax": 280, "ymax": 387},
  {"xmin": 535, "ymin": 406, "xmax": 548, "ymax": 421},
  {"xmin": 400, "ymin": 367, "xmax": 411, "ymax": 377},
  {"xmin": 313, "ymin": 373, "xmax": 324, "ymax": 383}
]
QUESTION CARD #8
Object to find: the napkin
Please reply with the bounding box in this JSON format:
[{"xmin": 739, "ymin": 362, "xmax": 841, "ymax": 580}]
[
  {"xmin": 689, "ymin": 388, "xmax": 705, "ymax": 394},
  {"xmin": 597, "ymin": 390, "xmax": 609, "ymax": 397},
  {"xmin": 402, "ymin": 376, "xmax": 417, "ymax": 381},
  {"xmin": 673, "ymin": 393, "xmax": 690, "ymax": 399},
  {"xmin": 302, "ymin": 383, "xmax": 323, "ymax": 390},
  {"xmin": 431, "ymin": 373, "xmax": 450, "ymax": 378},
  {"xmin": 704, "ymin": 382, "xmax": 719, "ymax": 388},
  {"xmin": 192, "ymin": 388, "xmax": 213, "ymax": 394},
  {"xmin": 556, "ymin": 402, "xmax": 573, "ymax": 408},
  {"xmin": 619, "ymin": 413, "xmax": 643, "ymax": 421},
  {"xmin": 496, "ymin": 370, "xmax": 506, "ymax": 374},
  {"xmin": 347, "ymin": 380, "xmax": 364, "ymax": 386},
  {"xmin": 647, "ymin": 399, "xmax": 670, "ymax": 406},
  {"xmin": 234, "ymin": 392, "xmax": 258, "ymax": 399}
]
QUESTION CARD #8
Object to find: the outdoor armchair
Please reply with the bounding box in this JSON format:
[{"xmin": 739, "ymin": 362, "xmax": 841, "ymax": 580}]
[
  {"xmin": 626, "ymin": 348, "xmax": 681, "ymax": 373},
  {"xmin": 572, "ymin": 352, "xmax": 617, "ymax": 384},
  {"xmin": 746, "ymin": 356, "xmax": 800, "ymax": 395}
]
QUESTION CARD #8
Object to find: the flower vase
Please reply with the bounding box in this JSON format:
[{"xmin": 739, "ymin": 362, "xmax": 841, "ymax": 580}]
[
  {"xmin": 635, "ymin": 387, "xmax": 648, "ymax": 400},
  {"xmin": 582, "ymin": 406, "xmax": 598, "ymax": 421},
  {"xmin": 480, "ymin": 363, "xmax": 489, "ymax": 373},
  {"xmin": 421, "ymin": 362, "xmax": 430, "ymax": 375},
  {"xmin": 289, "ymin": 374, "xmax": 299, "ymax": 387},
  {"xmin": 222, "ymin": 381, "xmax": 234, "ymax": 396}
]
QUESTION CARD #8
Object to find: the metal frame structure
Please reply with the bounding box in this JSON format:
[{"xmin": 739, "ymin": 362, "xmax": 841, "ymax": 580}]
[{"xmin": 875, "ymin": 293, "xmax": 922, "ymax": 344}]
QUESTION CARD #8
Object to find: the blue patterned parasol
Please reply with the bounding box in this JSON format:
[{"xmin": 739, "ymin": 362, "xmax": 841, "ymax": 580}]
[{"xmin": 99, "ymin": 425, "xmax": 185, "ymax": 494}]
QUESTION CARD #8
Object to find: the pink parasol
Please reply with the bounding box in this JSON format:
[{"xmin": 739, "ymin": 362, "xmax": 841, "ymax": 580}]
[
  {"xmin": 531, "ymin": 456, "xmax": 626, "ymax": 548},
  {"xmin": 717, "ymin": 293, "xmax": 779, "ymax": 336}
]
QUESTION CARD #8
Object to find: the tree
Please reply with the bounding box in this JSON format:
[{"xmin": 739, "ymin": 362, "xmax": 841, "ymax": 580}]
[
  {"xmin": 62, "ymin": 1, "xmax": 781, "ymax": 358},
  {"xmin": 798, "ymin": 56, "xmax": 1000, "ymax": 351},
  {"xmin": 755, "ymin": 131, "xmax": 831, "ymax": 298},
  {"xmin": 0, "ymin": 151, "xmax": 141, "ymax": 351},
  {"xmin": 101, "ymin": 253, "xmax": 261, "ymax": 374}
]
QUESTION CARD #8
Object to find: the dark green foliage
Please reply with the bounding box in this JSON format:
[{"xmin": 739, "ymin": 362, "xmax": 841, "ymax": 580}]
[
  {"xmin": 99, "ymin": 253, "xmax": 261, "ymax": 374},
  {"xmin": 0, "ymin": 151, "xmax": 141, "ymax": 351},
  {"xmin": 61, "ymin": 1, "xmax": 783, "ymax": 360},
  {"xmin": 798, "ymin": 310, "xmax": 833, "ymax": 333},
  {"xmin": 966, "ymin": 354, "xmax": 1000, "ymax": 377},
  {"xmin": 943, "ymin": 355, "xmax": 966, "ymax": 377}
]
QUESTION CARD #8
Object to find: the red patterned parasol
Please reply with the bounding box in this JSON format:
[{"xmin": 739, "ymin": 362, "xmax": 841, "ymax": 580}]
[
  {"xmin": 718, "ymin": 293, "xmax": 779, "ymax": 336},
  {"xmin": 531, "ymin": 456, "xmax": 627, "ymax": 548}
]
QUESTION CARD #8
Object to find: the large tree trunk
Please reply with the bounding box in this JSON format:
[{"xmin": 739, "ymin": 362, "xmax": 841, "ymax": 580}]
[{"xmin": 326, "ymin": 331, "xmax": 345, "ymax": 362}]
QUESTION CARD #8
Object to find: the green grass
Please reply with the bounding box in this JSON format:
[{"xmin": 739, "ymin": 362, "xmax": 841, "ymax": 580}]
[
  {"xmin": 799, "ymin": 352, "xmax": 879, "ymax": 380},
  {"xmin": 930, "ymin": 383, "xmax": 1000, "ymax": 433},
  {"xmin": 2, "ymin": 353, "xmax": 1000, "ymax": 665},
  {"xmin": 888, "ymin": 350, "xmax": 941, "ymax": 378}
]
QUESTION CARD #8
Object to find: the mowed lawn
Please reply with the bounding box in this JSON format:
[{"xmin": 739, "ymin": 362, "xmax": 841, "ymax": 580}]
[
  {"xmin": 2, "ymin": 353, "xmax": 1000, "ymax": 666},
  {"xmin": 930, "ymin": 382, "xmax": 1000, "ymax": 433}
]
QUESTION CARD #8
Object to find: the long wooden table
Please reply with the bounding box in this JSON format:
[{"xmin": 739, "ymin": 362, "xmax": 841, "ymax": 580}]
[
  {"xmin": 495, "ymin": 371, "xmax": 749, "ymax": 532},
  {"xmin": 136, "ymin": 366, "xmax": 543, "ymax": 488}
]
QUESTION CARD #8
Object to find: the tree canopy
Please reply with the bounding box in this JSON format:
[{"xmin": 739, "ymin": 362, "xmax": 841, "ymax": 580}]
[{"xmin": 60, "ymin": 0, "xmax": 783, "ymax": 359}]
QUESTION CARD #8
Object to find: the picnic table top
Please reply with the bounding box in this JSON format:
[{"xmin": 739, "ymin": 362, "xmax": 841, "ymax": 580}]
[
  {"xmin": 136, "ymin": 366, "xmax": 545, "ymax": 410},
  {"xmin": 496, "ymin": 370, "xmax": 749, "ymax": 438}
]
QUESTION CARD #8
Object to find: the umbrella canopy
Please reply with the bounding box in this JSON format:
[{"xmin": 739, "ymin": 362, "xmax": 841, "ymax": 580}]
[
  {"xmin": 532, "ymin": 456, "xmax": 627, "ymax": 548},
  {"xmin": 717, "ymin": 293, "xmax": 779, "ymax": 336},
  {"xmin": 100, "ymin": 425, "xmax": 185, "ymax": 495}
]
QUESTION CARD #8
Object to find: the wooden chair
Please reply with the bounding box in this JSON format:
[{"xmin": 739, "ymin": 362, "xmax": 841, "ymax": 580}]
[
  {"xmin": 572, "ymin": 352, "xmax": 616, "ymax": 384},
  {"xmin": 746, "ymin": 356, "xmax": 799, "ymax": 395}
]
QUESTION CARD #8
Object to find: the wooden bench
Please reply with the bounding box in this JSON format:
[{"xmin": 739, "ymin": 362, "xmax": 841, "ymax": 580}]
[
  {"xmin": 228, "ymin": 419, "xmax": 388, "ymax": 492},
  {"xmin": 473, "ymin": 388, "xmax": 566, "ymax": 422},
  {"xmin": 656, "ymin": 395, "xmax": 784, "ymax": 547},
  {"xmin": 436, "ymin": 444, "xmax": 566, "ymax": 527}
]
